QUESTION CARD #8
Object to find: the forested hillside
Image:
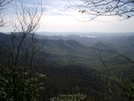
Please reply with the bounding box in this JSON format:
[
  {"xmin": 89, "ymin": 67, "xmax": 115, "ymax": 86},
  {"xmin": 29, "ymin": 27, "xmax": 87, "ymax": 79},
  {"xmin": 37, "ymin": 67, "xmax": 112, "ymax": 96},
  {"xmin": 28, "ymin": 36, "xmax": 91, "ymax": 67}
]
[{"xmin": 0, "ymin": 32, "xmax": 134, "ymax": 101}]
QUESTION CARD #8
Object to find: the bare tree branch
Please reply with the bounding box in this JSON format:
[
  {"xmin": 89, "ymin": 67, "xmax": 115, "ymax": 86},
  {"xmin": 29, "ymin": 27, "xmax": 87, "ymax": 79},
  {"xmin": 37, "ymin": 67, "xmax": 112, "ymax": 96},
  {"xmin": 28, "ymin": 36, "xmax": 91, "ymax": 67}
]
[
  {"xmin": 68, "ymin": 0, "xmax": 134, "ymax": 20},
  {"xmin": 9, "ymin": 1, "xmax": 44, "ymax": 67},
  {"xmin": 0, "ymin": 0, "xmax": 13, "ymax": 27},
  {"xmin": 92, "ymin": 43, "xmax": 130, "ymax": 101}
]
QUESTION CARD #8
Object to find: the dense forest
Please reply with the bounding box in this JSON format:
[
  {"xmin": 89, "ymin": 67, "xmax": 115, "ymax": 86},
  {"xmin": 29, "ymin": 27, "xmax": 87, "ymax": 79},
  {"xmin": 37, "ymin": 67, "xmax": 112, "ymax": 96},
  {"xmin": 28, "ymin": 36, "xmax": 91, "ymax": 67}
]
[{"xmin": 0, "ymin": 32, "xmax": 134, "ymax": 101}]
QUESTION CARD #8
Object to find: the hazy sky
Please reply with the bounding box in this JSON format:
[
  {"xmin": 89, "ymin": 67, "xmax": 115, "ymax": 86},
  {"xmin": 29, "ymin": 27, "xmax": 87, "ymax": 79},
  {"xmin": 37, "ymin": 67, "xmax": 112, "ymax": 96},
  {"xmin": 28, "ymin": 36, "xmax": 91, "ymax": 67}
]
[{"xmin": 1, "ymin": 0, "xmax": 134, "ymax": 33}]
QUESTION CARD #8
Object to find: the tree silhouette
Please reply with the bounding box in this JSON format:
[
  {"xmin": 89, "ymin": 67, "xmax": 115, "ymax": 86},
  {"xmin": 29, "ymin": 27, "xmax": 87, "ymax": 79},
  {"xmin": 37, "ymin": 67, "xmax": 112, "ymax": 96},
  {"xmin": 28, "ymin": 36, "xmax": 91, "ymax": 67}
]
[
  {"xmin": 0, "ymin": 0, "xmax": 13, "ymax": 27},
  {"xmin": 0, "ymin": 1, "xmax": 46, "ymax": 101},
  {"xmin": 68, "ymin": 0, "xmax": 134, "ymax": 20},
  {"xmin": 92, "ymin": 43, "xmax": 134, "ymax": 101}
]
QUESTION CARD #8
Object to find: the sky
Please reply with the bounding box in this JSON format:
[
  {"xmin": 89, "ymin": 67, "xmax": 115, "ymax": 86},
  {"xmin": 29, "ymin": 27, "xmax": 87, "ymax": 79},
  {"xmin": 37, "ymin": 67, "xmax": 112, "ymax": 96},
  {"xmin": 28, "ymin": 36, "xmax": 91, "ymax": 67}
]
[{"xmin": 1, "ymin": 0, "xmax": 134, "ymax": 34}]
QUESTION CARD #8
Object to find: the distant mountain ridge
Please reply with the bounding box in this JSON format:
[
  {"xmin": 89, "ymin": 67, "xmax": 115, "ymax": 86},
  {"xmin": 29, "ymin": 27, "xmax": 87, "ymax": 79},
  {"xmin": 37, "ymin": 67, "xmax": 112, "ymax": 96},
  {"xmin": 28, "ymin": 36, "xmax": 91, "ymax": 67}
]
[
  {"xmin": 0, "ymin": 32, "xmax": 10, "ymax": 40},
  {"xmin": 0, "ymin": 32, "xmax": 134, "ymax": 69},
  {"xmin": 45, "ymin": 39, "xmax": 87, "ymax": 53}
]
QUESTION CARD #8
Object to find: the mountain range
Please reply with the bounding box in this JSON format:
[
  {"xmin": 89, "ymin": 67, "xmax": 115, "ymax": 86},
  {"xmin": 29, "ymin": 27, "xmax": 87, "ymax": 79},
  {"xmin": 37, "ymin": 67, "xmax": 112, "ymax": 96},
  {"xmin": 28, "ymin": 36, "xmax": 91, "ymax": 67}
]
[
  {"xmin": 0, "ymin": 32, "xmax": 134, "ymax": 100},
  {"xmin": 0, "ymin": 32, "xmax": 134, "ymax": 69}
]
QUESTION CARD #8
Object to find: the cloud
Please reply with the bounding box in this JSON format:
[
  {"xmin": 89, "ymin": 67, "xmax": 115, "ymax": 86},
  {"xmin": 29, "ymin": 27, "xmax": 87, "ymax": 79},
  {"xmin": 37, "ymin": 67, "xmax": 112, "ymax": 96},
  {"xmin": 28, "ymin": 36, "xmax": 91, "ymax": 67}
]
[
  {"xmin": 42, "ymin": 0, "xmax": 76, "ymax": 16},
  {"xmin": 9, "ymin": 0, "xmax": 82, "ymax": 17},
  {"xmin": 1, "ymin": 0, "xmax": 134, "ymax": 33}
]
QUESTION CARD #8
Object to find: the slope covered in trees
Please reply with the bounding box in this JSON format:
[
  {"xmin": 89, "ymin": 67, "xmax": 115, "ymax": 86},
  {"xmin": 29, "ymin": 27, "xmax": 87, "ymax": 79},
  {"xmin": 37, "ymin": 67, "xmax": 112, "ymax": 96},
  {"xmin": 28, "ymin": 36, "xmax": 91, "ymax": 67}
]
[{"xmin": 0, "ymin": 32, "xmax": 134, "ymax": 101}]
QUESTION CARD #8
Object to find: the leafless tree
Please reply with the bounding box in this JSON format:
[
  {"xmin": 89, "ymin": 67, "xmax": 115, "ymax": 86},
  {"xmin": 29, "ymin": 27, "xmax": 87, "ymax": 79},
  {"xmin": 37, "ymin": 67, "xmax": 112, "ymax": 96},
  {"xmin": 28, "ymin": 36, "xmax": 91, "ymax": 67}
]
[
  {"xmin": 0, "ymin": 0, "xmax": 13, "ymax": 27},
  {"xmin": 92, "ymin": 43, "xmax": 134, "ymax": 101},
  {"xmin": 0, "ymin": 0, "xmax": 46, "ymax": 68},
  {"xmin": 11, "ymin": 2, "xmax": 45, "ymax": 100},
  {"xmin": 6, "ymin": 1, "xmax": 46, "ymax": 67},
  {"xmin": 68, "ymin": 0, "xmax": 134, "ymax": 20},
  {"xmin": 0, "ymin": 1, "xmax": 46, "ymax": 100}
]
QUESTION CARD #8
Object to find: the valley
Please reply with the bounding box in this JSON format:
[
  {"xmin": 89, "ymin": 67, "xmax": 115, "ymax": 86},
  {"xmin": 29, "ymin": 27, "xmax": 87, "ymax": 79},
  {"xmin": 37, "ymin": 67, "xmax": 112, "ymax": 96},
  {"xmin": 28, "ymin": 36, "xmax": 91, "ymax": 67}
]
[{"xmin": 0, "ymin": 32, "xmax": 134, "ymax": 101}]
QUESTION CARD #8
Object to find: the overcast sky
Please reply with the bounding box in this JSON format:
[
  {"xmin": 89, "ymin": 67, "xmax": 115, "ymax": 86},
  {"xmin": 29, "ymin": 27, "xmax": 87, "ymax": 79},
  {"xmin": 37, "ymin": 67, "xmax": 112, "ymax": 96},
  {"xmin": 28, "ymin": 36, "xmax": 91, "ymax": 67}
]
[{"xmin": 1, "ymin": 0, "xmax": 134, "ymax": 33}]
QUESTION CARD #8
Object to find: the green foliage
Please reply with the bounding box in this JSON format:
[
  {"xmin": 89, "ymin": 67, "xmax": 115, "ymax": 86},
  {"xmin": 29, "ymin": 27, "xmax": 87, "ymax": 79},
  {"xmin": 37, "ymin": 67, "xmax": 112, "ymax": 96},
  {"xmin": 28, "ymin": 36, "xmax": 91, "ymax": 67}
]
[
  {"xmin": 0, "ymin": 65, "xmax": 13, "ymax": 101},
  {"xmin": 123, "ymin": 82, "xmax": 134, "ymax": 101},
  {"xmin": 50, "ymin": 94, "xmax": 86, "ymax": 101},
  {"xmin": 0, "ymin": 33, "xmax": 134, "ymax": 101},
  {"xmin": 0, "ymin": 64, "xmax": 45, "ymax": 101}
]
